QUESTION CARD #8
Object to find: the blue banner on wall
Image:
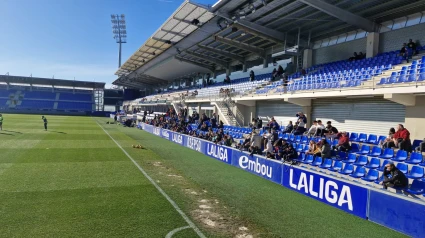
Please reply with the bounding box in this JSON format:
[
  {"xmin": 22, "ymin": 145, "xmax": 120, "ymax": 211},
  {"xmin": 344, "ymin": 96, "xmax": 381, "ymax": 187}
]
[
  {"xmin": 185, "ymin": 136, "xmax": 204, "ymax": 153},
  {"xmin": 203, "ymin": 142, "xmax": 232, "ymax": 164},
  {"xmin": 231, "ymin": 150, "xmax": 282, "ymax": 184},
  {"xmin": 282, "ymin": 165, "xmax": 368, "ymax": 218},
  {"xmin": 368, "ymin": 190, "xmax": 425, "ymax": 238},
  {"xmin": 169, "ymin": 131, "xmax": 185, "ymax": 146}
]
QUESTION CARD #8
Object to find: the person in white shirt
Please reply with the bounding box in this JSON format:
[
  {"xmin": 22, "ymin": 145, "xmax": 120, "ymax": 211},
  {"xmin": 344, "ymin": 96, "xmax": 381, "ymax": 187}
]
[
  {"xmin": 315, "ymin": 120, "xmax": 326, "ymax": 136},
  {"xmin": 305, "ymin": 120, "xmax": 318, "ymax": 136},
  {"xmin": 263, "ymin": 138, "xmax": 273, "ymax": 154}
]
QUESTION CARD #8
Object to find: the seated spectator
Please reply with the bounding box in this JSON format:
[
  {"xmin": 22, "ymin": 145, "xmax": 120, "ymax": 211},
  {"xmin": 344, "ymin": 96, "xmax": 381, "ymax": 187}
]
[
  {"xmin": 210, "ymin": 117, "xmax": 217, "ymax": 128},
  {"xmin": 250, "ymin": 118, "xmax": 257, "ymax": 129},
  {"xmin": 324, "ymin": 122, "xmax": 338, "ymax": 139},
  {"xmin": 277, "ymin": 65, "xmax": 284, "ymax": 77},
  {"xmin": 222, "ymin": 135, "xmax": 233, "ymax": 147},
  {"xmin": 306, "ymin": 140, "xmax": 321, "ymax": 157},
  {"xmin": 305, "ymin": 120, "xmax": 318, "ymax": 136},
  {"xmin": 256, "ymin": 117, "xmax": 263, "ymax": 129},
  {"xmin": 333, "ymin": 132, "xmax": 350, "ymax": 152},
  {"xmin": 218, "ymin": 120, "xmax": 224, "ymax": 129},
  {"xmin": 249, "ymin": 70, "xmax": 255, "ymax": 82},
  {"xmin": 399, "ymin": 43, "xmax": 409, "ymax": 61},
  {"xmin": 380, "ymin": 163, "xmax": 408, "ymax": 190},
  {"xmin": 416, "ymin": 139, "xmax": 425, "ymax": 152},
  {"xmin": 200, "ymin": 122, "xmax": 208, "ymax": 132},
  {"xmin": 282, "ymin": 121, "xmax": 293, "ymax": 134},
  {"xmin": 266, "ymin": 151, "xmax": 275, "ymax": 160},
  {"xmin": 381, "ymin": 127, "xmax": 396, "ymax": 148},
  {"xmin": 358, "ymin": 52, "xmax": 366, "ymax": 60},
  {"xmin": 283, "ymin": 144, "xmax": 298, "ymax": 163},
  {"xmin": 349, "ymin": 52, "xmax": 358, "ymax": 61},
  {"xmin": 238, "ymin": 134, "xmax": 251, "ymax": 151},
  {"xmin": 388, "ymin": 124, "xmax": 412, "ymax": 152},
  {"xmin": 224, "ymin": 75, "xmax": 231, "ymax": 84},
  {"xmin": 321, "ymin": 139, "xmax": 331, "ymax": 159},
  {"xmin": 407, "ymin": 39, "xmax": 418, "ymax": 55},
  {"xmin": 291, "ymin": 121, "xmax": 299, "ymax": 134},
  {"xmin": 271, "ymin": 68, "xmax": 277, "ymax": 81},
  {"xmin": 315, "ymin": 120, "xmax": 326, "ymax": 136}
]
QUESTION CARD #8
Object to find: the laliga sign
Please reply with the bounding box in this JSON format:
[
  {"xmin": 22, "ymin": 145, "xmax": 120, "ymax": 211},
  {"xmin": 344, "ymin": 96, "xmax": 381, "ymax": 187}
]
[
  {"xmin": 289, "ymin": 169, "xmax": 353, "ymax": 211},
  {"xmin": 187, "ymin": 137, "xmax": 202, "ymax": 152},
  {"xmin": 239, "ymin": 156, "xmax": 272, "ymax": 178},
  {"xmin": 172, "ymin": 133, "xmax": 183, "ymax": 144},
  {"xmin": 153, "ymin": 127, "xmax": 161, "ymax": 136},
  {"xmin": 206, "ymin": 144, "xmax": 228, "ymax": 162}
]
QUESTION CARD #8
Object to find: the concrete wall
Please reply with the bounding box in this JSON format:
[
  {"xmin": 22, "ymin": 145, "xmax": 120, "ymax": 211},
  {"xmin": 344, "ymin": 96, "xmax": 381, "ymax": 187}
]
[
  {"xmin": 405, "ymin": 96, "xmax": 425, "ymax": 140},
  {"xmin": 379, "ymin": 23, "xmax": 425, "ymax": 53},
  {"xmin": 312, "ymin": 38, "xmax": 367, "ymax": 65},
  {"xmin": 236, "ymin": 103, "xmax": 256, "ymax": 126}
]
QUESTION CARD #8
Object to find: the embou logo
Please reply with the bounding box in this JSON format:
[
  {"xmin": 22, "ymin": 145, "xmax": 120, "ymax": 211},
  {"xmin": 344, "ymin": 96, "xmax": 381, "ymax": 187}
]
[{"xmin": 239, "ymin": 156, "xmax": 272, "ymax": 178}]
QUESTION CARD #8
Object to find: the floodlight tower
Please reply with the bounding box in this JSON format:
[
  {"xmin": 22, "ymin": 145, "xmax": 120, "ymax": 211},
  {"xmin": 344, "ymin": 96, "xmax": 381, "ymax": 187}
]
[{"xmin": 111, "ymin": 14, "xmax": 127, "ymax": 68}]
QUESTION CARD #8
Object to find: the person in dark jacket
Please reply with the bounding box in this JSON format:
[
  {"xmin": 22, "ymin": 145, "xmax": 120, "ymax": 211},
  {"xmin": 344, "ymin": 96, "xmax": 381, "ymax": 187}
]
[
  {"xmin": 249, "ymin": 70, "xmax": 255, "ymax": 82},
  {"xmin": 284, "ymin": 144, "xmax": 298, "ymax": 162},
  {"xmin": 381, "ymin": 163, "xmax": 408, "ymax": 189},
  {"xmin": 282, "ymin": 121, "xmax": 293, "ymax": 134},
  {"xmin": 321, "ymin": 139, "xmax": 331, "ymax": 159},
  {"xmin": 333, "ymin": 132, "xmax": 351, "ymax": 152}
]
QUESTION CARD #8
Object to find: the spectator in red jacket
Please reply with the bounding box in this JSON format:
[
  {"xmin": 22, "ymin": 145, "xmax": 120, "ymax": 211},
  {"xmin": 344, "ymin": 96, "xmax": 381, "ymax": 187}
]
[
  {"xmin": 389, "ymin": 124, "xmax": 412, "ymax": 152},
  {"xmin": 333, "ymin": 132, "xmax": 351, "ymax": 152}
]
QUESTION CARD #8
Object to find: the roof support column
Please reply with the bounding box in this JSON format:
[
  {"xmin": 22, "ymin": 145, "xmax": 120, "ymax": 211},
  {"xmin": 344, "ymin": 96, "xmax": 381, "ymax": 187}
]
[
  {"xmin": 366, "ymin": 32, "xmax": 380, "ymax": 58},
  {"xmin": 303, "ymin": 49, "xmax": 313, "ymax": 69},
  {"xmin": 263, "ymin": 55, "xmax": 272, "ymax": 68},
  {"xmin": 226, "ymin": 68, "xmax": 231, "ymax": 76}
]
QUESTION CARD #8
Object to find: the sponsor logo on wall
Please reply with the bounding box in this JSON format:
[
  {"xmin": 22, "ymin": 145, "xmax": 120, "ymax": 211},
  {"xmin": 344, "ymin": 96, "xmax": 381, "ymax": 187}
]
[
  {"xmin": 153, "ymin": 127, "xmax": 161, "ymax": 136},
  {"xmin": 186, "ymin": 137, "xmax": 202, "ymax": 152},
  {"xmin": 171, "ymin": 133, "xmax": 183, "ymax": 145},
  {"xmin": 239, "ymin": 156, "xmax": 273, "ymax": 178},
  {"xmin": 206, "ymin": 143, "xmax": 230, "ymax": 162}
]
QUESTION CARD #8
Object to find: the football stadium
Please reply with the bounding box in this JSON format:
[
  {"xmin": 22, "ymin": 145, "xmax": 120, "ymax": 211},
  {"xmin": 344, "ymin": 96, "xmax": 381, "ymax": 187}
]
[{"xmin": 2, "ymin": 0, "xmax": 425, "ymax": 237}]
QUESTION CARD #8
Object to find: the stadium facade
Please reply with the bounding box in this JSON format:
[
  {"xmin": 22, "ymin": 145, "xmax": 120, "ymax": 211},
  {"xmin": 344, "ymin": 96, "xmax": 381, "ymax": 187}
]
[{"xmin": 116, "ymin": 1, "xmax": 425, "ymax": 237}]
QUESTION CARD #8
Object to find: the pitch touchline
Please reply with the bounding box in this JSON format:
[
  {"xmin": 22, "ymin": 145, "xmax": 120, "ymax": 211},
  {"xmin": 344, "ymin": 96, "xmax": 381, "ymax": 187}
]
[{"xmin": 96, "ymin": 122, "xmax": 206, "ymax": 238}]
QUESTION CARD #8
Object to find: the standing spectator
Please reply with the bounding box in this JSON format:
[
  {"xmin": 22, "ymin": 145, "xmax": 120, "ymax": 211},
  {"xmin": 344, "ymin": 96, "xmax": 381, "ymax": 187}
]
[
  {"xmin": 399, "ymin": 43, "xmax": 409, "ymax": 62},
  {"xmin": 390, "ymin": 124, "xmax": 412, "ymax": 152},
  {"xmin": 263, "ymin": 138, "xmax": 273, "ymax": 154},
  {"xmin": 0, "ymin": 114, "xmax": 3, "ymax": 130},
  {"xmin": 249, "ymin": 70, "xmax": 255, "ymax": 82},
  {"xmin": 294, "ymin": 112, "xmax": 307, "ymax": 135},
  {"xmin": 271, "ymin": 68, "xmax": 277, "ymax": 81},
  {"xmin": 381, "ymin": 163, "xmax": 408, "ymax": 190},
  {"xmin": 256, "ymin": 117, "xmax": 263, "ymax": 130},
  {"xmin": 269, "ymin": 118, "xmax": 280, "ymax": 131},
  {"xmin": 270, "ymin": 128, "xmax": 279, "ymax": 145}
]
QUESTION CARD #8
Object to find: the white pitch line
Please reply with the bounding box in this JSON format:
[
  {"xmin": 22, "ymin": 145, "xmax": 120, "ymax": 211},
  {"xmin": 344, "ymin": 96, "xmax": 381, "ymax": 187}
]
[
  {"xmin": 165, "ymin": 226, "xmax": 191, "ymax": 238},
  {"xmin": 96, "ymin": 122, "xmax": 206, "ymax": 238}
]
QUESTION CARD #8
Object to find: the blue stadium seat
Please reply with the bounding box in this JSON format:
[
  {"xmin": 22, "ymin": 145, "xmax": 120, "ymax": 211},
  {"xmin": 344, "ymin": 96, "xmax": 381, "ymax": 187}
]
[
  {"xmin": 367, "ymin": 146, "xmax": 381, "ymax": 157},
  {"xmin": 356, "ymin": 145, "xmax": 370, "ymax": 155},
  {"xmin": 366, "ymin": 134, "xmax": 378, "ymax": 144},
  {"xmin": 378, "ymin": 160, "xmax": 390, "ymax": 171},
  {"xmin": 396, "ymin": 163, "xmax": 408, "ymax": 174},
  {"xmin": 342, "ymin": 153, "xmax": 357, "ymax": 163},
  {"xmin": 406, "ymin": 180, "xmax": 425, "ymax": 195},
  {"xmin": 361, "ymin": 169, "xmax": 379, "ymax": 182},
  {"xmin": 311, "ymin": 157, "xmax": 323, "ymax": 167},
  {"xmin": 338, "ymin": 163, "xmax": 354, "ymax": 175},
  {"xmin": 350, "ymin": 143, "xmax": 360, "ymax": 153},
  {"xmin": 319, "ymin": 159, "xmax": 332, "ymax": 169},
  {"xmin": 365, "ymin": 158, "xmax": 380, "ymax": 169},
  {"xmin": 296, "ymin": 144, "xmax": 304, "ymax": 153},
  {"xmin": 349, "ymin": 166, "xmax": 366, "ymax": 178},
  {"xmin": 406, "ymin": 166, "xmax": 424, "ymax": 179},
  {"xmin": 328, "ymin": 161, "xmax": 343, "ymax": 172},
  {"xmin": 379, "ymin": 148, "xmax": 394, "ymax": 159},
  {"xmin": 354, "ymin": 155, "xmax": 368, "ymax": 166},
  {"xmin": 392, "ymin": 150, "xmax": 408, "ymax": 162},
  {"xmin": 349, "ymin": 133, "xmax": 358, "ymax": 141},
  {"xmin": 302, "ymin": 155, "xmax": 314, "ymax": 164},
  {"xmin": 377, "ymin": 135, "xmax": 387, "ymax": 144},
  {"xmin": 405, "ymin": 152, "xmax": 423, "ymax": 165},
  {"xmin": 356, "ymin": 133, "xmax": 367, "ymax": 142}
]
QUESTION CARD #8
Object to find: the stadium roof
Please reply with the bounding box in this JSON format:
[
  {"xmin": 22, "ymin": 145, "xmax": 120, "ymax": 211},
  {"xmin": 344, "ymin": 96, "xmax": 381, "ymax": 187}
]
[
  {"xmin": 115, "ymin": 0, "xmax": 215, "ymax": 77},
  {"xmin": 114, "ymin": 0, "xmax": 425, "ymax": 89},
  {"xmin": 0, "ymin": 75, "xmax": 105, "ymax": 89}
]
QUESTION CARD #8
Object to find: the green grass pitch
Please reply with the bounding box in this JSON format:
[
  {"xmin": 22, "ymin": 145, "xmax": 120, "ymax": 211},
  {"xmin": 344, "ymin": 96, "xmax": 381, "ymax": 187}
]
[{"xmin": 0, "ymin": 114, "xmax": 406, "ymax": 237}]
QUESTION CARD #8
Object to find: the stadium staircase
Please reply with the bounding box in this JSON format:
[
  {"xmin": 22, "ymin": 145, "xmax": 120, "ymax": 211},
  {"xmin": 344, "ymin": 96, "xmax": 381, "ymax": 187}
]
[{"xmin": 212, "ymin": 97, "xmax": 244, "ymax": 127}]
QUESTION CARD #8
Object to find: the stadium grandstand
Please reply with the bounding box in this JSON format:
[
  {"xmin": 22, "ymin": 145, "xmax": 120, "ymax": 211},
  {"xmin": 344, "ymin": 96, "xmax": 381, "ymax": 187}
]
[
  {"xmin": 0, "ymin": 74, "xmax": 105, "ymax": 115},
  {"xmin": 115, "ymin": 0, "xmax": 425, "ymax": 237}
]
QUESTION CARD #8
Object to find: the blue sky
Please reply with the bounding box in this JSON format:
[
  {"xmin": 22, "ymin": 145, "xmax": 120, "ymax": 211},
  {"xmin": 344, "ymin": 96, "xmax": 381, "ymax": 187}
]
[{"xmin": 0, "ymin": 0, "xmax": 217, "ymax": 88}]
